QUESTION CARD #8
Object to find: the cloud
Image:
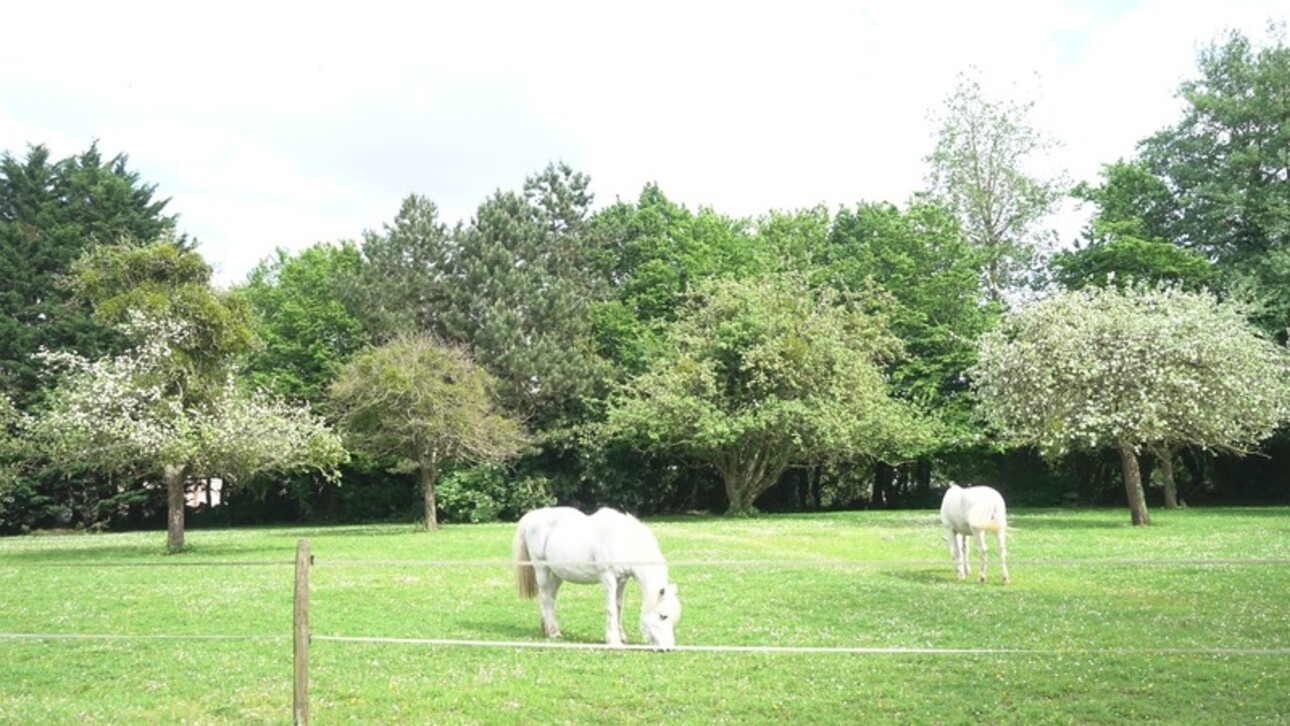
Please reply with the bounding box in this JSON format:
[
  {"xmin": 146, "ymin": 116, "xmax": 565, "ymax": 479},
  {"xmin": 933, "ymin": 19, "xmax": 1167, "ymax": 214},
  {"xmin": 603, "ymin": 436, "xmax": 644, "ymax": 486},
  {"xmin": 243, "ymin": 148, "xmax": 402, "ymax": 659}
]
[{"xmin": 2, "ymin": 0, "xmax": 1286, "ymax": 285}]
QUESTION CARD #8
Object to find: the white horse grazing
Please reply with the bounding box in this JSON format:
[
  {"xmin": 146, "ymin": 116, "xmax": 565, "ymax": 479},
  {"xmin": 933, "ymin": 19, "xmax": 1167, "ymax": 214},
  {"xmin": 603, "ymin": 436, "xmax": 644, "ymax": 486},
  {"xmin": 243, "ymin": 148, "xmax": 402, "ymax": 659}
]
[
  {"xmin": 940, "ymin": 484, "xmax": 1010, "ymax": 585},
  {"xmin": 513, "ymin": 506, "xmax": 681, "ymax": 649}
]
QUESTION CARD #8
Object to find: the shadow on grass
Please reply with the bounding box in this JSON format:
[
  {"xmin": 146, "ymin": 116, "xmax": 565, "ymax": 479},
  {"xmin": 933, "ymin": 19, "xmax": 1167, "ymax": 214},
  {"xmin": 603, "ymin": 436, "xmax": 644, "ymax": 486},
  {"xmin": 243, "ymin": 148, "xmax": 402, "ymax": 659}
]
[
  {"xmin": 884, "ymin": 568, "xmax": 960, "ymax": 586},
  {"xmin": 458, "ymin": 619, "xmax": 545, "ymax": 642}
]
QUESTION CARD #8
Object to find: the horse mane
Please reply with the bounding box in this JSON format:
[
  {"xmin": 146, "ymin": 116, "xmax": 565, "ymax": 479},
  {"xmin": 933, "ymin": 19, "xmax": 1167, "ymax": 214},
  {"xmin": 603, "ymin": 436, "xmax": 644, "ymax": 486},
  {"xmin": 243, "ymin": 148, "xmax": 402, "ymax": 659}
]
[{"xmin": 590, "ymin": 508, "xmax": 669, "ymax": 591}]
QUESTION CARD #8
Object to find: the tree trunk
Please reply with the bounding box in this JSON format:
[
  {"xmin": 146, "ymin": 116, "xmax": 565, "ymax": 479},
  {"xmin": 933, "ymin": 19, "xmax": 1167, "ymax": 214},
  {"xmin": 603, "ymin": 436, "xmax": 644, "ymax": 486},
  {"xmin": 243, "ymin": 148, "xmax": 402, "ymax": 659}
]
[
  {"xmin": 1158, "ymin": 446, "xmax": 1179, "ymax": 509},
  {"xmin": 420, "ymin": 450, "xmax": 440, "ymax": 531},
  {"xmin": 722, "ymin": 469, "xmax": 762, "ymax": 516},
  {"xmin": 164, "ymin": 463, "xmax": 188, "ymax": 553},
  {"xmin": 872, "ymin": 462, "xmax": 895, "ymax": 508},
  {"xmin": 914, "ymin": 458, "xmax": 932, "ymax": 503},
  {"xmin": 1118, "ymin": 444, "xmax": 1151, "ymax": 526},
  {"xmin": 1183, "ymin": 447, "xmax": 1208, "ymax": 500},
  {"xmin": 719, "ymin": 452, "xmax": 785, "ymax": 516}
]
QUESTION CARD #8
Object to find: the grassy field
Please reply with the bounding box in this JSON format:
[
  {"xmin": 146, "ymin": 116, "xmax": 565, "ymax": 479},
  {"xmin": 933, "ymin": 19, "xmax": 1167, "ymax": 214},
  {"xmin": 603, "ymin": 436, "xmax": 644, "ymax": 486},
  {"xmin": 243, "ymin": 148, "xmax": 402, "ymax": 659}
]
[{"xmin": 1, "ymin": 507, "xmax": 1288, "ymax": 724}]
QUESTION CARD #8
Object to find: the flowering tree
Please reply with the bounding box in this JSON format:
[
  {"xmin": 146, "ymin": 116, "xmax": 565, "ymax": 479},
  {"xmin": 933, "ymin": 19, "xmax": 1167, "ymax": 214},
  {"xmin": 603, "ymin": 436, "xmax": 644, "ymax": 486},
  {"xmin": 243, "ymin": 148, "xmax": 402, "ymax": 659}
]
[
  {"xmin": 971, "ymin": 285, "xmax": 1290, "ymax": 524},
  {"xmin": 25, "ymin": 315, "xmax": 347, "ymax": 552}
]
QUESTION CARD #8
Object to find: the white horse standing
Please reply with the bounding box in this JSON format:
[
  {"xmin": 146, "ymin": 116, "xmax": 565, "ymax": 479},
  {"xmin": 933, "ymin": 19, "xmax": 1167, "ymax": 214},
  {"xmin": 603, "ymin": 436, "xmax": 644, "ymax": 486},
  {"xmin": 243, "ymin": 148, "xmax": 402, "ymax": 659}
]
[
  {"xmin": 513, "ymin": 506, "xmax": 681, "ymax": 649},
  {"xmin": 940, "ymin": 484, "xmax": 1010, "ymax": 585}
]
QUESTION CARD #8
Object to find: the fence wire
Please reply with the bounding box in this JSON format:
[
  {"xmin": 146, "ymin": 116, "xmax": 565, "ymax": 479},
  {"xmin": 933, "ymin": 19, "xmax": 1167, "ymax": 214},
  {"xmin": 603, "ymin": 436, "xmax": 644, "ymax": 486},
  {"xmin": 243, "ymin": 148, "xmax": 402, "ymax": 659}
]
[
  {"xmin": 7, "ymin": 556, "xmax": 1290, "ymax": 569},
  {"xmin": 5, "ymin": 631, "xmax": 1282, "ymax": 657}
]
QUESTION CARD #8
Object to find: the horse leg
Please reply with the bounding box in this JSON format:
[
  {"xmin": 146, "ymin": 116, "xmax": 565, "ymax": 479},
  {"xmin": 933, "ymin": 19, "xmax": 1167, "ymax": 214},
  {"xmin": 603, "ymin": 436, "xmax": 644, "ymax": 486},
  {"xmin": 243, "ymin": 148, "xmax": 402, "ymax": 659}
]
[
  {"xmin": 974, "ymin": 528, "xmax": 988, "ymax": 583},
  {"xmin": 615, "ymin": 578, "xmax": 628, "ymax": 644},
  {"xmin": 535, "ymin": 568, "xmax": 563, "ymax": 638},
  {"xmin": 600, "ymin": 572, "xmax": 624, "ymax": 647},
  {"xmin": 945, "ymin": 527, "xmax": 964, "ymax": 579},
  {"xmin": 998, "ymin": 528, "xmax": 1010, "ymax": 585}
]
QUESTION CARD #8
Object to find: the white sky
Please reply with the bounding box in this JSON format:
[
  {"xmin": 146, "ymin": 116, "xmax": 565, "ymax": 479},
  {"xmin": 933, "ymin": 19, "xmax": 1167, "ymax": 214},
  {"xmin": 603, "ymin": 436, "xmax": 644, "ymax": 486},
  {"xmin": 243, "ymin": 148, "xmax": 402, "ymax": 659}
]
[{"xmin": 2, "ymin": 1, "xmax": 1285, "ymax": 286}]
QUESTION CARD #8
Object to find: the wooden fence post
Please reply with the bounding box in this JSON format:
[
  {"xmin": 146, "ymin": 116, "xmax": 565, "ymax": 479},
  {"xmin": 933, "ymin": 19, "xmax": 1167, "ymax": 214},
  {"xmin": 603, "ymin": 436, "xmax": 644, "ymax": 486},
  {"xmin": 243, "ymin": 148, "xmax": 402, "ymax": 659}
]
[{"xmin": 294, "ymin": 539, "xmax": 311, "ymax": 726}]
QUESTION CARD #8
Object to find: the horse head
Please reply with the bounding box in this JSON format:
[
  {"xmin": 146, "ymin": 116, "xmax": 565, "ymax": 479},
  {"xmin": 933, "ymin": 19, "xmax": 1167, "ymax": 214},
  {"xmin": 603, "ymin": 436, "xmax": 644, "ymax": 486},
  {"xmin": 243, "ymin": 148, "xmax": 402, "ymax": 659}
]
[{"xmin": 640, "ymin": 582, "xmax": 681, "ymax": 650}]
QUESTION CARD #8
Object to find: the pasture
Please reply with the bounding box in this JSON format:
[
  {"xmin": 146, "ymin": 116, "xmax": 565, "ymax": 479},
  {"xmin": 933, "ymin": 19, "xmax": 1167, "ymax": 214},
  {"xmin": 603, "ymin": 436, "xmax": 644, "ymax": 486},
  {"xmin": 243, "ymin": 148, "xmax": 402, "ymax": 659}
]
[{"xmin": 1, "ymin": 507, "xmax": 1288, "ymax": 724}]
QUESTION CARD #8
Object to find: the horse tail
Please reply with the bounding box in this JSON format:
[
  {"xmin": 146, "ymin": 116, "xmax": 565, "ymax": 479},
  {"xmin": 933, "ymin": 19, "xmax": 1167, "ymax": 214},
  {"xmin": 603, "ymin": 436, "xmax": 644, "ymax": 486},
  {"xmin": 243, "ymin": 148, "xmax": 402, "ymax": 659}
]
[
  {"xmin": 513, "ymin": 523, "xmax": 537, "ymax": 599},
  {"xmin": 970, "ymin": 499, "xmax": 1007, "ymax": 533}
]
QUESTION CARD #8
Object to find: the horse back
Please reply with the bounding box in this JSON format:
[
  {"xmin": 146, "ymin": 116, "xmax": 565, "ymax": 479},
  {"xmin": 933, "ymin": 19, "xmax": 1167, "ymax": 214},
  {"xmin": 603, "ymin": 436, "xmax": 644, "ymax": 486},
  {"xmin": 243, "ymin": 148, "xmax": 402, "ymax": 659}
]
[{"xmin": 941, "ymin": 485, "xmax": 1006, "ymax": 534}]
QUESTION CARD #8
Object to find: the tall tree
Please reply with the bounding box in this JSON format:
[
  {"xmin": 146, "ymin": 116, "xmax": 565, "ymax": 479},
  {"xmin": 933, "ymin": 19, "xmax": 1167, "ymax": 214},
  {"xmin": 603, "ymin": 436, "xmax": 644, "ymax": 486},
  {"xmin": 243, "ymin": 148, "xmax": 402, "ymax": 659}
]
[
  {"xmin": 49, "ymin": 242, "xmax": 272, "ymax": 549},
  {"xmin": 0, "ymin": 142, "xmax": 181, "ymax": 408},
  {"xmin": 1139, "ymin": 26, "xmax": 1290, "ymax": 263},
  {"xmin": 925, "ymin": 72, "xmax": 1066, "ymax": 302},
  {"xmin": 439, "ymin": 164, "xmax": 610, "ymax": 430},
  {"xmin": 356, "ymin": 194, "xmax": 456, "ymax": 340},
  {"xmin": 240, "ymin": 242, "xmax": 371, "ymax": 404},
  {"xmin": 971, "ymin": 285, "xmax": 1290, "ymax": 525},
  {"xmin": 1135, "ymin": 26, "xmax": 1290, "ymax": 340},
  {"xmin": 329, "ymin": 334, "xmax": 529, "ymax": 530},
  {"xmin": 601, "ymin": 272, "xmax": 931, "ymax": 515}
]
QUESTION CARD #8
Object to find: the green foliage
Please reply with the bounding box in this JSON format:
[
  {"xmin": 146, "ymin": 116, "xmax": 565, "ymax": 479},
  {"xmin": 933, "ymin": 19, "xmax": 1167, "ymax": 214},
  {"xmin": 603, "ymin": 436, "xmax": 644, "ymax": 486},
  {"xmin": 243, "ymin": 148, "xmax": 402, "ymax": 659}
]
[
  {"xmin": 1130, "ymin": 26, "xmax": 1290, "ymax": 343},
  {"xmin": 356, "ymin": 194, "xmax": 456, "ymax": 339},
  {"xmin": 329, "ymin": 334, "xmax": 529, "ymax": 528},
  {"xmin": 826, "ymin": 200, "xmax": 996, "ymax": 448},
  {"xmin": 330, "ymin": 335, "xmax": 528, "ymax": 468},
  {"xmin": 603, "ymin": 272, "xmax": 932, "ymax": 514},
  {"xmin": 441, "ymin": 165, "xmax": 611, "ymax": 429},
  {"xmin": 925, "ymin": 72, "xmax": 1066, "ymax": 301},
  {"xmin": 972, "ymin": 284, "xmax": 1290, "ymax": 458},
  {"xmin": 1139, "ymin": 25, "xmax": 1290, "ymax": 262},
  {"xmin": 435, "ymin": 463, "xmax": 555, "ymax": 523},
  {"xmin": 70, "ymin": 241, "xmax": 255, "ymax": 401},
  {"xmin": 1051, "ymin": 236, "xmax": 1215, "ymax": 290},
  {"xmin": 588, "ymin": 185, "xmax": 762, "ymax": 376},
  {"xmin": 1058, "ymin": 159, "xmax": 1215, "ymax": 290},
  {"xmin": 0, "ymin": 142, "xmax": 181, "ymax": 409},
  {"xmin": 1071, "ymin": 159, "xmax": 1177, "ymax": 244},
  {"xmin": 240, "ymin": 242, "xmax": 371, "ymax": 404},
  {"xmin": 360, "ymin": 166, "xmax": 611, "ymax": 433},
  {"xmin": 0, "ymin": 394, "xmax": 34, "ymax": 531}
]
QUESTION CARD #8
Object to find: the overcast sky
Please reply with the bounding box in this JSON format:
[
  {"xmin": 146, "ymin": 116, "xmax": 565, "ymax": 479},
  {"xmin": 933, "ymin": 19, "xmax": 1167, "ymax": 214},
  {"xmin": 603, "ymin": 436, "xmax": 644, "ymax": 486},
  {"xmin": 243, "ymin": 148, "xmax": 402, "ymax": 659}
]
[{"xmin": 2, "ymin": 1, "xmax": 1285, "ymax": 286}]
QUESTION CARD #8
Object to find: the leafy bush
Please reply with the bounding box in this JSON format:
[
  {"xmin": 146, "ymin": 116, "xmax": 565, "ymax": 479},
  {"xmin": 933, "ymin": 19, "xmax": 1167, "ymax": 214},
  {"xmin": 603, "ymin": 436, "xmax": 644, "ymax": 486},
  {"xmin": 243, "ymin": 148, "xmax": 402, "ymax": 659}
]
[{"xmin": 436, "ymin": 464, "xmax": 555, "ymax": 523}]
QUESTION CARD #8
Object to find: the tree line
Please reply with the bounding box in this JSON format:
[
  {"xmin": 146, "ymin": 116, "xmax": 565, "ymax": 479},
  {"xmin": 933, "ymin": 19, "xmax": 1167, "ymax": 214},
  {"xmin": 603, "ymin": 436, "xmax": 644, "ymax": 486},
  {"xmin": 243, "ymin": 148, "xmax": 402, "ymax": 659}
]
[{"xmin": 2, "ymin": 27, "xmax": 1289, "ymax": 545}]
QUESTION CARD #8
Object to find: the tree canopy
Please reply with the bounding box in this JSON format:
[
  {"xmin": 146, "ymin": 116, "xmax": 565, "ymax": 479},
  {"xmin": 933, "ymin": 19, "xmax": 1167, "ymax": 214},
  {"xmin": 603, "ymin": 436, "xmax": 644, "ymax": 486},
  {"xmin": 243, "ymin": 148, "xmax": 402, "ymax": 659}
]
[
  {"xmin": 602, "ymin": 272, "xmax": 932, "ymax": 514},
  {"xmin": 329, "ymin": 334, "xmax": 529, "ymax": 530}
]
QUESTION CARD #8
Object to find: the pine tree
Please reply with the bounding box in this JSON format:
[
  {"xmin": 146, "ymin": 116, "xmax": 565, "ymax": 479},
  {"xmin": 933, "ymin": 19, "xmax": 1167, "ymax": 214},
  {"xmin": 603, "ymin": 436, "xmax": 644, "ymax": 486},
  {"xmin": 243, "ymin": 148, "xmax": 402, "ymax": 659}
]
[{"xmin": 0, "ymin": 143, "xmax": 182, "ymax": 408}]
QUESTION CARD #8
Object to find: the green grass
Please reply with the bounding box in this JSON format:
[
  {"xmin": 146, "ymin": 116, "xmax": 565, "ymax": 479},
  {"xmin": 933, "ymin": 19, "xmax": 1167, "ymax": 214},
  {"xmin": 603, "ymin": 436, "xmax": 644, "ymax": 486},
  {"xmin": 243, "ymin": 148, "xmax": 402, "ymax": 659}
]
[{"xmin": 1, "ymin": 508, "xmax": 1288, "ymax": 724}]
